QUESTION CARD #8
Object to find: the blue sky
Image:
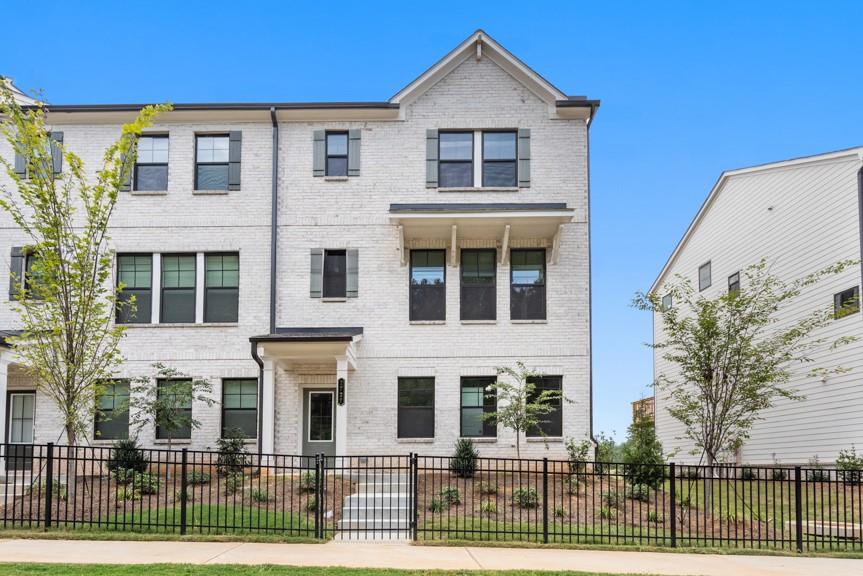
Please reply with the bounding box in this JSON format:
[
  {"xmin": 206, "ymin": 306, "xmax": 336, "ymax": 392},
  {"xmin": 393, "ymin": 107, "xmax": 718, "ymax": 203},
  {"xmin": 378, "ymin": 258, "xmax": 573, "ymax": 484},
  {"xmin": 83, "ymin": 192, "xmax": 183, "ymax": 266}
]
[{"xmin": 3, "ymin": 1, "xmax": 862, "ymax": 440}]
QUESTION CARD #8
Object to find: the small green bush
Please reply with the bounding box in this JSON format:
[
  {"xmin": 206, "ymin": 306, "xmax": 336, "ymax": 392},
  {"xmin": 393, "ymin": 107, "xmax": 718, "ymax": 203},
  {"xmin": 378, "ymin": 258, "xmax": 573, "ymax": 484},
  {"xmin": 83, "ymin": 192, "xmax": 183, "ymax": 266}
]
[
  {"xmin": 116, "ymin": 487, "xmax": 140, "ymax": 502},
  {"xmin": 677, "ymin": 495, "xmax": 692, "ymax": 509},
  {"xmin": 224, "ymin": 472, "xmax": 244, "ymax": 495},
  {"xmin": 837, "ymin": 446, "xmax": 863, "ymax": 485},
  {"xmin": 771, "ymin": 468, "xmax": 788, "ymax": 481},
  {"xmin": 29, "ymin": 480, "xmax": 67, "ymax": 501},
  {"xmin": 599, "ymin": 506, "xmax": 615, "ymax": 520},
  {"xmin": 449, "ymin": 438, "xmax": 479, "ymax": 479},
  {"xmin": 428, "ymin": 498, "xmax": 444, "ymax": 513},
  {"xmin": 439, "ymin": 486, "xmax": 461, "ymax": 506},
  {"xmin": 477, "ymin": 482, "xmax": 498, "ymax": 495},
  {"xmin": 621, "ymin": 418, "xmax": 665, "ymax": 488},
  {"xmin": 565, "ymin": 438, "xmax": 591, "ymax": 476},
  {"xmin": 739, "ymin": 467, "xmax": 757, "ymax": 481},
  {"xmin": 299, "ymin": 471, "xmax": 317, "ymax": 493},
  {"xmin": 806, "ymin": 456, "xmax": 830, "ymax": 482},
  {"xmin": 131, "ymin": 472, "xmax": 160, "ymax": 495},
  {"xmin": 602, "ymin": 490, "xmax": 622, "ymax": 509},
  {"xmin": 648, "ymin": 511, "xmax": 664, "ymax": 524},
  {"xmin": 305, "ymin": 497, "xmax": 317, "ymax": 512},
  {"xmin": 174, "ymin": 488, "xmax": 193, "ymax": 502},
  {"xmin": 112, "ymin": 467, "xmax": 135, "ymax": 484},
  {"xmin": 553, "ymin": 506, "xmax": 567, "ymax": 518},
  {"xmin": 625, "ymin": 484, "xmax": 650, "ymax": 502},
  {"xmin": 251, "ymin": 488, "xmax": 270, "ymax": 503},
  {"xmin": 216, "ymin": 429, "xmax": 250, "ymax": 476},
  {"xmin": 563, "ymin": 475, "xmax": 580, "ymax": 495},
  {"xmin": 480, "ymin": 501, "xmax": 497, "ymax": 516},
  {"xmin": 512, "ymin": 487, "xmax": 539, "ymax": 509},
  {"xmin": 188, "ymin": 471, "xmax": 211, "ymax": 485},
  {"xmin": 107, "ymin": 439, "xmax": 148, "ymax": 475}
]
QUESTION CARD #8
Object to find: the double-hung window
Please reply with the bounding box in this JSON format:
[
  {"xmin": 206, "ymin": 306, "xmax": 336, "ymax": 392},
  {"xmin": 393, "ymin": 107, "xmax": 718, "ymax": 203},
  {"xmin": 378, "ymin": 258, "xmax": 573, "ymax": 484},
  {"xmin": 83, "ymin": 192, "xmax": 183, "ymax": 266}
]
[
  {"xmin": 460, "ymin": 377, "xmax": 496, "ymax": 438},
  {"xmin": 510, "ymin": 249, "xmax": 546, "ymax": 320},
  {"xmin": 482, "ymin": 131, "xmax": 517, "ymax": 187},
  {"xmin": 325, "ymin": 132, "xmax": 348, "ymax": 177},
  {"xmin": 116, "ymin": 254, "xmax": 152, "ymax": 324},
  {"xmin": 728, "ymin": 271, "xmax": 740, "ymax": 296},
  {"xmin": 156, "ymin": 379, "xmax": 192, "ymax": 440},
  {"xmin": 94, "ymin": 381, "xmax": 130, "ymax": 440},
  {"xmin": 834, "ymin": 286, "xmax": 860, "ymax": 319},
  {"xmin": 698, "ymin": 261, "xmax": 712, "ymax": 291},
  {"xmin": 438, "ymin": 132, "xmax": 474, "ymax": 187},
  {"xmin": 410, "ymin": 249, "xmax": 446, "ymax": 321},
  {"xmin": 222, "ymin": 378, "xmax": 257, "ymax": 438},
  {"xmin": 161, "ymin": 255, "xmax": 196, "ymax": 323},
  {"xmin": 323, "ymin": 249, "xmax": 347, "ymax": 298},
  {"xmin": 461, "ymin": 249, "xmax": 496, "ymax": 321},
  {"xmin": 526, "ymin": 376, "xmax": 563, "ymax": 437},
  {"xmin": 134, "ymin": 135, "xmax": 169, "ymax": 191},
  {"xmin": 195, "ymin": 135, "xmax": 230, "ymax": 190},
  {"xmin": 205, "ymin": 253, "xmax": 239, "ymax": 322},
  {"xmin": 397, "ymin": 377, "xmax": 434, "ymax": 438}
]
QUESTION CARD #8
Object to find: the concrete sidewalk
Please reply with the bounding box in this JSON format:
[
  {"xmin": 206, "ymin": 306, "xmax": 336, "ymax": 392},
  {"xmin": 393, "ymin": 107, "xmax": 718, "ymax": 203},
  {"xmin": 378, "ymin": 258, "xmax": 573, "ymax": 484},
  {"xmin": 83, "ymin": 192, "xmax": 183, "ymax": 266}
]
[{"xmin": 0, "ymin": 538, "xmax": 860, "ymax": 575}]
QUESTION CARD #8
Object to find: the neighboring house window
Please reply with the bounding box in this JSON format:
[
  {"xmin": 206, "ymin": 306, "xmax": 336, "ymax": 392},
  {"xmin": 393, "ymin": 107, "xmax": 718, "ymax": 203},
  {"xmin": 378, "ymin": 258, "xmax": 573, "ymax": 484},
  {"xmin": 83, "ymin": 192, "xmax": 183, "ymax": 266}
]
[
  {"xmin": 325, "ymin": 132, "xmax": 348, "ymax": 177},
  {"xmin": 161, "ymin": 254, "xmax": 196, "ymax": 323},
  {"xmin": 728, "ymin": 271, "xmax": 740, "ymax": 296},
  {"xmin": 661, "ymin": 293, "xmax": 673, "ymax": 311},
  {"xmin": 116, "ymin": 254, "xmax": 152, "ymax": 324},
  {"xmin": 94, "ymin": 380, "xmax": 130, "ymax": 440},
  {"xmin": 698, "ymin": 261, "xmax": 712, "ymax": 291},
  {"xmin": 222, "ymin": 378, "xmax": 257, "ymax": 438},
  {"xmin": 195, "ymin": 135, "xmax": 230, "ymax": 190},
  {"xmin": 205, "ymin": 253, "xmax": 239, "ymax": 323},
  {"xmin": 156, "ymin": 379, "xmax": 192, "ymax": 440},
  {"xmin": 482, "ymin": 131, "xmax": 517, "ymax": 187},
  {"xmin": 460, "ymin": 376, "xmax": 496, "ymax": 438},
  {"xmin": 397, "ymin": 377, "xmax": 434, "ymax": 438},
  {"xmin": 323, "ymin": 249, "xmax": 347, "ymax": 298},
  {"xmin": 510, "ymin": 248, "xmax": 546, "ymax": 320},
  {"xmin": 461, "ymin": 249, "xmax": 496, "ymax": 321},
  {"xmin": 410, "ymin": 249, "xmax": 446, "ymax": 321},
  {"xmin": 834, "ymin": 286, "xmax": 860, "ymax": 319},
  {"xmin": 134, "ymin": 135, "xmax": 169, "ymax": 191},
  {"xmin": 526, "ymin": 375, "xmax": 563, "ymax": 437},
  {"xmin": 439, "ymin": 132, "xmax": 473, "ymax": 187}
]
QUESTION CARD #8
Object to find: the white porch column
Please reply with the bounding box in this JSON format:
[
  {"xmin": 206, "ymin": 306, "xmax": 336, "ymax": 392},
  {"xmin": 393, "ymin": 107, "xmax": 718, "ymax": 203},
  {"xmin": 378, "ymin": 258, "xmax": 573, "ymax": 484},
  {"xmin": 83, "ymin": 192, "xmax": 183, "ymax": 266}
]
[
  {"xmin": 260, "ymin": 356, "xmax": 276, "ymax": 457},
  {"xmin": 335, "ymin": 356, "xmax": 348, "ymax": 456},
  {"xmin": 0, "ymin": 351, "xmax": 9, "ymax": 468}
]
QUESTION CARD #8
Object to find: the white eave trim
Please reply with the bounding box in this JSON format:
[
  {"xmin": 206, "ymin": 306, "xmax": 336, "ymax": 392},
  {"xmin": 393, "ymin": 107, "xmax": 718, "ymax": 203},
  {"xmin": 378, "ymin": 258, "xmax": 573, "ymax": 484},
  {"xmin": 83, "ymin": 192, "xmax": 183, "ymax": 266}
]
[{"xmin": 390, "ymin": 209, "xmax": 575, "ymax": 222}]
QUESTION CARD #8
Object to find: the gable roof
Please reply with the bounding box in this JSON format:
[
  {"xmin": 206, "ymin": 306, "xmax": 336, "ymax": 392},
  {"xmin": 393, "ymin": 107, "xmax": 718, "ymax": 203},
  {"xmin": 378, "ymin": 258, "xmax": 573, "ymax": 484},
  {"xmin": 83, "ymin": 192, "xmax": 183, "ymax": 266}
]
[{"xmin": 649, "ymin": 146, "xmax": 863, "ymax": 294}]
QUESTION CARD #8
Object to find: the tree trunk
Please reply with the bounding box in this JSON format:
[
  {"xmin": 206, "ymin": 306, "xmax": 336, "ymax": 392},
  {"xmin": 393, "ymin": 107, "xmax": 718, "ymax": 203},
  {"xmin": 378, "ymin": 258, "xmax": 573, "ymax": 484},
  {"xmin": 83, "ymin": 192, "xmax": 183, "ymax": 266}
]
[
  {"xmin": 704, "ymin": 453, "xmax": 715, "ymax": 518},
  {"xmin": 65, "ymin": 423, "xmax": 78, "ymax": 503},
  {"xmin": 515, "ymin": 429, "xmax": 521, "ymax": 459}
]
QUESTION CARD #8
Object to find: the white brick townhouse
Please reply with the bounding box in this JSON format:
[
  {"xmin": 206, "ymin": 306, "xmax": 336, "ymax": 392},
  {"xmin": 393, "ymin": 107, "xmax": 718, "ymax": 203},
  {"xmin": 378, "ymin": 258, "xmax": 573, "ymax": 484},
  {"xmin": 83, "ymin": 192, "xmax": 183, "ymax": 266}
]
[
  {"xmin": 651, "ymin": 148, "xmax": 863, "ymax": 465},
  {"xmin": 0, "ymin": 31, "xmax": 598, "ymax": 463}
]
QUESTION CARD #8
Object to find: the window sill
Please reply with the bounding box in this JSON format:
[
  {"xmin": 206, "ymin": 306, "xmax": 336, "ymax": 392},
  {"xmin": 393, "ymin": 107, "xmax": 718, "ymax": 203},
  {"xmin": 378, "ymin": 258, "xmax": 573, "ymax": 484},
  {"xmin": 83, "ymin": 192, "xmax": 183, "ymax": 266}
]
[
  {"xmin": 437, "ymin": 187, "xmax": 520, "ymax": 193},
  {"xmin": 122, "ymin": 322, "xmax": 239, "ymax": 328},
  {"xmin": 130, "ymin": 190, "xmax": 168, "ymax": 196},
  {"xmin": 460, "ymin": 320, "xmax": 496, "ymax": 325},
  {"xmin": 193, "ymin": 189, "xmax": 230, "ymax": 195},
  {"xmin": 396, "ymin": 438, "xmax": 435, "ymax": 444},
  {"xmin": 409, "ymin": 320, "xmax": 445, "ymax": 325},
  {"xmin": 323, "ymin": 176, "xmax": 349, "ymax": 182},
  {"xmin": 460, "ymin": 437, "xmax": 497, "ymax": 443},
  {"xmin": 154, "ymin": 439, "xmax": 192, "ymax": 445},
  {"xmin": 321, "ymin": 297, "xmax": 347, "ymax": 303},
  {"xmin": 511, "ymin": 319, "xmax": 548, "ymax": 324},
  {"xmin": 526, "ymin": 436, "xmax": 563, "ymax": 443}
]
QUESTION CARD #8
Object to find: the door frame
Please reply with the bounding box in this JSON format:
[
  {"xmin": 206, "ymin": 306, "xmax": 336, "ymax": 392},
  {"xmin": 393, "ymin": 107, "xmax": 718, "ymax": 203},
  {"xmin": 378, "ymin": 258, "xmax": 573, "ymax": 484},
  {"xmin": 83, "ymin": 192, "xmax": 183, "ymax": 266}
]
[
  {"xmin": 6, "ymin": 390, "xmax": 36, "ymax": 444},
  {"xmin": 5, "ymin": 390, "xmax": 36, "ymax": 472}
]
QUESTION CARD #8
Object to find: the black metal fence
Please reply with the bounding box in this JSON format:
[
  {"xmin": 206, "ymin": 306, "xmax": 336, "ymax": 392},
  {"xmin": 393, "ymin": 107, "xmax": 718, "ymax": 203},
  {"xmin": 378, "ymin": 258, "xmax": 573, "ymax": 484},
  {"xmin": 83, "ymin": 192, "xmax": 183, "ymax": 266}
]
[{"xmin": 1, "ymin": 444, "xmax": 861, "ymax": 551}]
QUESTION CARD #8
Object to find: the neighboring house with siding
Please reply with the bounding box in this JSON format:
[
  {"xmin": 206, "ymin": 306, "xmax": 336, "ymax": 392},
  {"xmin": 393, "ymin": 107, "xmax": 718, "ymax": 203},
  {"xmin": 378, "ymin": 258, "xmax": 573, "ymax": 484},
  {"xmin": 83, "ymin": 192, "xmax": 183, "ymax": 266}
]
[
  {"xmin": 650, "ymin": 147, "xmax": 863, "ymax": 465},
  {"xmin": 0, "ymin": 30, "xmax": 597, "ymax": 464}
]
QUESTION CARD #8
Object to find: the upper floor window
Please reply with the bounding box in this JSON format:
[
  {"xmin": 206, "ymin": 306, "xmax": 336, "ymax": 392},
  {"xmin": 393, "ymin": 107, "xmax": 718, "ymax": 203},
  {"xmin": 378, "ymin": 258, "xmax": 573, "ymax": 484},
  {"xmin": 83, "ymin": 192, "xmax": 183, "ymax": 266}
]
[
  {"xmin": 323, "ymin": 249, "xmax": 347, "ymax": 298},
  {"xmin": 310, "ymin": 249, "xmax": 358, "ymax": 299},
  {"xmin": 22, "ymin": 251, "xmax": 44, "ymax": 299},
  {"xmin": 834, "ymin": 286, "xmax": 860, "ymax": 320},
  {"xmin": 94, "ymin": 380, "xmax": 129, "ymax": 440},
  {"xmin": 510, "ymin": 248, "xmax": 546, "ymax": 320},
  {"xmin": 439, "ymin": 132, "xmax": 474, "ymax": 187},
  {"xmin": 728, "ymin": 271, "xmax": 740, "ymax": 296},
  {"xmin": 326, "ymin": 132, "xmax": 348, "ymax": 177},
  {"xmin": 195, "ymin": 135, "xmax": 230, "ymax": 190},
  {"xmin": 134, "ymin": 135, "xmax": 169, "ymax": 191},
  {"xmin": 461, "ymin": 249, "xmax": 496, "ymax": 321},
  {"xmin": 116, "ymin": 254, "xmax": 152, "ymax": 324},
  {"xmin": 161, "ymin": 254, "xmax": 196, "ymax": 323},
  {"xmin": 526, "ymin": 375, "xmax": 563, "ymax": 437},
  {"xmin": 698, "ymin": 261, "xmax": 712, "ymax": 291},
  {"xmin": 409, "ymin": 249, "xmax": 446, "ymax": 321},
  {"xmin": 482, "ymin": 132, "xmax": 517, "ymax": 187},
  {"xmin": 205, "ymin": 253, "xmax": 239, "ymax": 323},
  {"xmin": 661, "ymin": 293, "xmax": 673, "ymax": 311}
]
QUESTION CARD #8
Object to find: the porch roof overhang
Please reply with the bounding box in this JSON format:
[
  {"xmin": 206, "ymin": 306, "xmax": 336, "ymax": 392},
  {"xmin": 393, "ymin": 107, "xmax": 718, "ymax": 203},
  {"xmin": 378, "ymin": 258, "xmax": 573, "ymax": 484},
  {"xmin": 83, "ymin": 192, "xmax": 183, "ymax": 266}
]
[
  {"xmin": 250, "ymin": 327, "xmax": 363, "ymax": 369},
  {"xmin": 389, "ymin": 203, "xmax": 575, "ymax": 266}
]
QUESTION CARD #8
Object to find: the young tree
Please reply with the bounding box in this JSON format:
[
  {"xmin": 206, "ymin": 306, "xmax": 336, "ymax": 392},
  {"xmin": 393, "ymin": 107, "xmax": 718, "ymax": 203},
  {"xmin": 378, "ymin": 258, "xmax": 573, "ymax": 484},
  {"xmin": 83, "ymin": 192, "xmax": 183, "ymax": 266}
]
[
  {"xmin": 484, "ymin": 361, "xmax": 569, "ymax": 459},
  {"xmin": 634, "ymin": 259, "xmax": 857, "ymax": 469},
  {"xmin": 126, "ymin": 363, "xmax": 215, "ymax": 453},
  {"xmin": 621, "ymin": 417, "xmax": 664, "ymax": 488},
  {"xmin": 0, "ymin": 84, "xmax": 169, "ymax": 446}
]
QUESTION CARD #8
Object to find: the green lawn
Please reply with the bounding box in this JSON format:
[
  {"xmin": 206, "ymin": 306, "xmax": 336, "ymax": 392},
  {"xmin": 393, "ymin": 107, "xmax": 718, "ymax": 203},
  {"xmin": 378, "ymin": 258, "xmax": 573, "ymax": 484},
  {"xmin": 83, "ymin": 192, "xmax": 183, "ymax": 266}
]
[{"xmin": 0, "ymin": 565, "xmax": 660, "ymax": 576}]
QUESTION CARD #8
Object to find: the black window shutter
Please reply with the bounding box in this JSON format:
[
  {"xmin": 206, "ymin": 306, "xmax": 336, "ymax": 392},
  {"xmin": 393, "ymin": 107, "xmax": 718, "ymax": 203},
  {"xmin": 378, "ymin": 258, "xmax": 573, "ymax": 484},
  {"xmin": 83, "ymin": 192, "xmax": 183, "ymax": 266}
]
[
  {"xmin": 9, "ymin": 247, "xmax": 24, "ymax": 300},
  {"xmin": 228, "ymin": 131, "xmax": 242, "ymax": 190},
  {"xmin": 50, "ymin": 132, "xmax": 64, "ymax": 175}
]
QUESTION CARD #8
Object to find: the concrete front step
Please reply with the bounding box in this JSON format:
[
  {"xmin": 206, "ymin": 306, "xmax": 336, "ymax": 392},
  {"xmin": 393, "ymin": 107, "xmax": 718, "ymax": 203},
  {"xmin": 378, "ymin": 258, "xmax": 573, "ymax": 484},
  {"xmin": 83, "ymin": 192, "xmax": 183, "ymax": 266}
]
[
  {"xmin": 341, "ymin": 507, "xmax": 411, "ymax": 520},
  {"xmin": 338, "ymin": 519, "xmax": 411, "ymax": 530},
  {"xmin": 334, "ymin": 530, "xmax": 411, "ymax": 541}
]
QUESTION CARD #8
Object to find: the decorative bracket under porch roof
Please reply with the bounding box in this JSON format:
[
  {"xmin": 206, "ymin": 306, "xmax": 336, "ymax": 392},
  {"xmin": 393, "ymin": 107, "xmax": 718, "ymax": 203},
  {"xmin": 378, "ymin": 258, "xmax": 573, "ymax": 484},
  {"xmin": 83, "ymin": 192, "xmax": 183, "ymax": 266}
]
[{"xmin": 390, "ymin": 203, "xmax": 573, "ymax": 267}]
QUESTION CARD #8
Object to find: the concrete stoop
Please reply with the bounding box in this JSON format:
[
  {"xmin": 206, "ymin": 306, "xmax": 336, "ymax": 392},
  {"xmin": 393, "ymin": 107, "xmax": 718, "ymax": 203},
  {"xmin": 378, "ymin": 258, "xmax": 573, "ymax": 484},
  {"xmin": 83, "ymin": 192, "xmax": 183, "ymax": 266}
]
[{"xmin": 336, "ymin": 472, "xmax": 412, "ymax": 541}]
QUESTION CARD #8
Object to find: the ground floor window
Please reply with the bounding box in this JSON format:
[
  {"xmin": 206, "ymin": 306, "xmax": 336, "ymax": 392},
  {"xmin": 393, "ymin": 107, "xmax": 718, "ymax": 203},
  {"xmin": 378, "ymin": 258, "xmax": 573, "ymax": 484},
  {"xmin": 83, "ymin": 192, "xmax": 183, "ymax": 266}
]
[
  {"xmin": 222, "ymin": 378, "xmax": 258, "ymax": 438},
  {"xmin": 397, "ymin": 377, "xmax": 434, "ymax": 438},
  {"xmin": 156, "ymin": 379, "xmax": 192, "ymax": 440},
  {"xmin": 460, "ymin": 376, "xmax": 496, "ymax": 437},
  {"xmin": 526, "ymin": 375, "xmax": 563, "ymax": 437},
  {"xmin": 94, "ymin": 380, "xmax": 130, "ymax": 440}
]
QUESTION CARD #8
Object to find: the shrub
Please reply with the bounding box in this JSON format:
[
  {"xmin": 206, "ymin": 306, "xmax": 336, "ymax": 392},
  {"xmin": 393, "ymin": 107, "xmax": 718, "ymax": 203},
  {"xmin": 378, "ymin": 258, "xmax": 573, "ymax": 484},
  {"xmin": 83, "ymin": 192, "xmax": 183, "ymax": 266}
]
[
  {"xmin": 251, "ymin": 488, "xmax": 270, "ymax": 503},
  {"xmin": 677, "ymin": 495, "xmax": 692, "ymax": 509},
  {"xmin": 174, "ymin": 488, "xmax": 193, "ymax": 502},
  {"xmin": 216, "ymin": 429, "xmax": 250, "ymax": 476},
  {"xmin": 771, "ymin": 468, "xmax": 788, "ymax": 481},
  {"xmin": 305, "ymin": 497, "xmax": 317, "ymax": 512},
  {"xmin": 563, "ymin": 475, "xmax": 580, "ymax": 495},
  {"xmin": 428, "ymin": 498, "xmax": 444, "ymax": 513},
  {"xmin": 116, "ymin": 487, "xmax": 140, "ymax": 502},
  {"xmin": 739, "ymin": 467, "xmax": 757, "ymax": 481},
  {"xmin": 107, "ymin": 439, "xmax": 148, "ymax": 475},
  {"xmin": 806, "ymin": 456, "xmax": 830, "ymax": 482},
  {"xmin": 625, "ymin": 484, "xmax": 650, "ymax": 502},
  {"xmin": 132, "ymin": 472, "xmax": 160, "ymax": 495},
  {"xmin": 837, "ymin": 446, "xmax": 863, "ymax": 485},
  {"xmin": 512, "ymin": 487, "xmax": 539, "ymax": 509},
  {"xmin": 553, "ymin": 506, "xmax": 567, "ymax": 519},
  {"xmin": 602, "ymin": 490, "xmax": 623, "ymax": 509},
  {"xmin": 449, "ymin": 438, "xmax": 479, "ymax": 479},
  {"xmin": 599, "ymin": 506, "xmax": 615, "ymax": 520},
  {"xmin": 621, "ymin": 419, "xmax": 665, "ymax": 489},
  {"xmin": 594, "ymin": 432, "xmax": 618, "ymax": 475},
  {"xmin": 648, "ymin": 511, "xmax": 664, "ymax": 524},
  {"xmin": 565, "ymin": 438, "xmax": 591, "ymax": 476},
  {"xmin": 224, "ymin": 472, "xmax": 244, "ymax": 495},
  {"xmin": 29, "ymin": 480, "xmax": 67, "ymax": 501},
  {"xmin": 480, "ymin": 501, "xmax": 497, "ymax": 516},
  {"xmin": 439, "ymin": 486, "xmax": 461, "ymax": 507},
  {"xmin": 477, "ymin": 482, "xmax": 498, "ymax": 496},
  {"xmin": 299, "ymin": 471, "xmax": 317, "ymax": 493},
  {"xmin": 683, "ymin": 467, "xmax": 700, "ymax": 480},
  {"xmin": 188, "ymin": 471, "xmax": 211, "ymax": 485}
]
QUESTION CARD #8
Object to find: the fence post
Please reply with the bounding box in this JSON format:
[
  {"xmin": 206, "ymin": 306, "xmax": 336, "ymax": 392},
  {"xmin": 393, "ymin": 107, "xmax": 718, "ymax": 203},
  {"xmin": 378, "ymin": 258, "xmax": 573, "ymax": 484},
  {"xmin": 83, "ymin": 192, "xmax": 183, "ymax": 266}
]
[
  {"xmin": 179, "ymin": 448, "xmax": 188, "ymax": 535},
  {"xmin": 44, "ymin": 443, "xmax": 54, "ymax": 530},
  {"xmin": 411, "ymin": 453, "xmax": 419, "ymax": 541},
  {"xmin": 314, "ymin": 454, "xmax": 323, "ymax": 539},
  {"xmin": 542, "ymin": 457, "xmax": 549, "ymax": 544},
  {"xmin": 669, "ymin": 462, "xmax": 677, "ymax": 548},
  {"xmin": 794, "ymin": 466, "xmax": 803, "ymax": 553}
]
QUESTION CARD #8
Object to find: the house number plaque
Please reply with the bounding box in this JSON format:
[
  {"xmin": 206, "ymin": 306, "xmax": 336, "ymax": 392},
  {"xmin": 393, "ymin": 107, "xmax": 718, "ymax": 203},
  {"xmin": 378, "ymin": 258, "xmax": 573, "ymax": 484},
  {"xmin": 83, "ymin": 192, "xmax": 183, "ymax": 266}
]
[{"xmin": 337, "ymin": 378, "xmax": 345, "ymax": 405}]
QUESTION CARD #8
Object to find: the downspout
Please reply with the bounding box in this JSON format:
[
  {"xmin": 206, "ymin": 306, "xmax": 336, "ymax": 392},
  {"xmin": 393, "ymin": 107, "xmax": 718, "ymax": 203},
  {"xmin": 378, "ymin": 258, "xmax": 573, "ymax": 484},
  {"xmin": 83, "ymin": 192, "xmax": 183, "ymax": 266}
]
[
  {"xmin": 587, "ymin": 102, "xmax": 599, "ymax": 448},
  {"xmin": 269, "ymin": 107, "xmax": 279, "ymax": 334}
]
